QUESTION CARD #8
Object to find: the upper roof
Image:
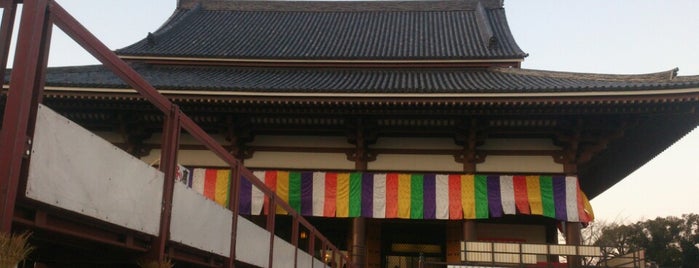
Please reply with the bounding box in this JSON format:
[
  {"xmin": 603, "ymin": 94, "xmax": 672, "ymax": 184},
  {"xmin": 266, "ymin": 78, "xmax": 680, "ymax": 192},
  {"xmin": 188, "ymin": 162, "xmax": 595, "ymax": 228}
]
[{"xmin": 116, "ymin": 0, "xmax": 527, "ymax": 61}]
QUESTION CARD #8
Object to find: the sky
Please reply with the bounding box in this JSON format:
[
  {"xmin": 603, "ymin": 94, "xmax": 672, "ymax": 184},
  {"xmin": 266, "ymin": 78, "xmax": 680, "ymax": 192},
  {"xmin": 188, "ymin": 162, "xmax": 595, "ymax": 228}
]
[{"xmin": 5, "ymin": 0, "xmax": 699, "ymax": 223}]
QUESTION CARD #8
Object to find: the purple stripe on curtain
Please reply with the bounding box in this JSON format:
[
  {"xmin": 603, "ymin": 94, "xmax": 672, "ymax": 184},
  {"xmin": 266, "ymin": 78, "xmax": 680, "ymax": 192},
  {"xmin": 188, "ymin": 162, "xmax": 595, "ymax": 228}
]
[
  {"xmin": 362, "ymin": 173, "xmax": 374, "ymax": 218},
  {"xmin": 423, "ymin": 174, "xmax": 436, "ymax": 219},
  {"xmin": 238, "ymin": 176, "xmax": 252, "ymax": 215},
  {"xmin": 487, "ymin": 175, "xmax": 503, "ymax": 217},
  {"xmin": 186, "ymin": 168, "xmax": 193, "ymax": 188},
  {"xmin": 301, "ymin": 172, "xmax": 314, "ymax": 216},
  {"xmin": 552, "ymin": 176, "xmax": 567, "ymax": 221}
]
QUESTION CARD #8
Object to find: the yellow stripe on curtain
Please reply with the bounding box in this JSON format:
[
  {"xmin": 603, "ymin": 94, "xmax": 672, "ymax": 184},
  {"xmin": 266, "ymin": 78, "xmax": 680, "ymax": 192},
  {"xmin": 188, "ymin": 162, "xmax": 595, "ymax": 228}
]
[
  {"xmin": 336, "ymin": 173, "xmax": 350, "ymax": 217},
  {"xmin": 461, "ymin": 174, "xmax": 476, "ymax": 219},
  {"xmin": 397, "ymin": 174, "xmax": 412, "ymax": 219},
  {"xmin": 276, "ymin": 171, "xmax": 289, "ymax": 214},
  {"xmin": 526, "ymin": 175, "xmax": 543, "ymax": 215},
  {"xmin": 214, "ymin": 169, "xmax": 230, "ymax": 207}
]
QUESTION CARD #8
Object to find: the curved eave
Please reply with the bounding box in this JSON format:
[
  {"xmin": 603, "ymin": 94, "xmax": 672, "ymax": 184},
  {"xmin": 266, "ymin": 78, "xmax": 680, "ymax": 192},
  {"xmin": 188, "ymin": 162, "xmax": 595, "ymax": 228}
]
[{"xmin": 29, "ymin": 85, "xmax": 699, "ymax": 106}]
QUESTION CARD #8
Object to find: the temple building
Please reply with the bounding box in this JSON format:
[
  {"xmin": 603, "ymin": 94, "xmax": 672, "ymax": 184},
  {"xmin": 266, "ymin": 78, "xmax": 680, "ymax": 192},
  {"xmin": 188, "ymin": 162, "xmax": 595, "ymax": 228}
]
[{"xmin": 3, "ymin": 0, "xmax": 699, "ymax": 267}]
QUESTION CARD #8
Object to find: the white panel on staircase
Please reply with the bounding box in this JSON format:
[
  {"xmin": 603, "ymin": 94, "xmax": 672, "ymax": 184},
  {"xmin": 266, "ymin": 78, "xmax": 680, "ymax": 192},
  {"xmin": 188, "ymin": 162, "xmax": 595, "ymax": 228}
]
[
  {"xmin": 236, "ymin": 216, "xmax": 271, "ymax": 267},
  {"xmin": 171, "ymin": 183, "xmax": 232, "ymax": 257},
  {"xmin": 27, "ymin": 104, "xmax": 163, "ymax": 235},
  {"xmin": 273, "ymin": 236, "xmax": 296, "ymax": 268}
]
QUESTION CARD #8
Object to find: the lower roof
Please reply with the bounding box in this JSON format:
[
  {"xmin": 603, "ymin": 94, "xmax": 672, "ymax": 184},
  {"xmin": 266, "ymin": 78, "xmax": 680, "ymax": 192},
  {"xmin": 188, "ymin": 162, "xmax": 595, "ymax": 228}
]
[{"xmin": 38, "ymin": 64, "xmax": 699, "ymax": 95}]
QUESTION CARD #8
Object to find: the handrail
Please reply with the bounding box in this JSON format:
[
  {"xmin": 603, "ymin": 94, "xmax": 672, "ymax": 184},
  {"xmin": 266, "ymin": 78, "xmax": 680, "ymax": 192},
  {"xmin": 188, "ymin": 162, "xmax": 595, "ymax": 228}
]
[{"xmin": 1, "ymin": 0, "xmax": 352, "ymax": 267}]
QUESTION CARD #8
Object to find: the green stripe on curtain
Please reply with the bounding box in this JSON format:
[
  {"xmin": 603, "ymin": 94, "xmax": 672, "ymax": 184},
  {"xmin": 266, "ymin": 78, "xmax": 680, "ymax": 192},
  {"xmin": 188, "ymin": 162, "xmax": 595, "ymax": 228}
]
[
  {"xmin": 410, "ymin": 174, "xmax": 424, "ymax": 219},
  {"xmin": 539, "ymin": 176, "xmax": 556, "ymax": 218},
  {"xmin": 475, "ymin": 175, "xmax": 489, "ymax": 219},
  {"xmin": 349, "ymin": 172, "xmax": 362, "ymax": 217},
  {"xmin": 289, "ymin": 172, "xmax": 302, "ymax": 213}
]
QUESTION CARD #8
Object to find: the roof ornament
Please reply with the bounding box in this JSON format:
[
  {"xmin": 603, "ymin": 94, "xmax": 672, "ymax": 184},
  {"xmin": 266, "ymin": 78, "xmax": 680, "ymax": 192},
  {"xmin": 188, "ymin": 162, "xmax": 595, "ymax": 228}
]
[
  {"xmin": 146, "ymin": 32, "xmax": 156, "ymax": 46},
  {"xmin": 475, "ymin": 1, "xmax": 498, "ymax": 49}
]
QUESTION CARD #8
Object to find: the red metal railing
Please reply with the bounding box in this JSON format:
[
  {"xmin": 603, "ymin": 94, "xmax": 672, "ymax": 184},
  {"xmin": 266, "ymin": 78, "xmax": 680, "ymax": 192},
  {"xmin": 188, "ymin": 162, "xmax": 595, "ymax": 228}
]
[{"xmin": 0, "ymin": 1, "xmax": 351, "ymax": 267}]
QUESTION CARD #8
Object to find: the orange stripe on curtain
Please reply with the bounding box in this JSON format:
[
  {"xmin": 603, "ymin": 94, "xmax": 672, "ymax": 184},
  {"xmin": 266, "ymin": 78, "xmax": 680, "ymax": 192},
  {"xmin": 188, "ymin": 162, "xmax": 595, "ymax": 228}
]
[
  {"xmin": 263, "ymin": 171, "xmax": 277, "ymax": 215},
  {"xmin": 385, "ymin": 173, "xmax": 399, "ymax": 218},
  {"xmin": 448, "ymin": 174, "xmax": 462, "ymax": 219},
  {"xmin": 324, "ymin": 172, "xmax": 337, "ymax": 217},
  {"xmin": 513, "ymin": 175, "xmax": 530, "ymax": 214},
  {"xmin": 204, "ymin": 169, "xmax": 218, "ymax": 201}
]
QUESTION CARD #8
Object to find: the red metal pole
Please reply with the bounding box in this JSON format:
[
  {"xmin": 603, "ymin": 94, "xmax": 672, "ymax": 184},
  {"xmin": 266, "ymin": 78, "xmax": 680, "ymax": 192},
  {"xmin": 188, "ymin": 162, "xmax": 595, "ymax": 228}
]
[
  {"xmin": 0, "ymin": 0, "xmax": 18, "ymax": 82},
  {"xmin": 292, "ymin": 216, "xmax": 299, "ymax": 268},
  {"xmin": 0, "ymin": 0, "xmax": 51, "ymax": 233},
  {"xmin": 48, "ymin": 1, "xmax": 172, "ymax": 114},
  {"xmin": 226, "ymin": 163, "xmax": 241, "ymax": 268},
  {"xmin": 147, "ymin": 105, "xmax": 181, "ymax": 261}
]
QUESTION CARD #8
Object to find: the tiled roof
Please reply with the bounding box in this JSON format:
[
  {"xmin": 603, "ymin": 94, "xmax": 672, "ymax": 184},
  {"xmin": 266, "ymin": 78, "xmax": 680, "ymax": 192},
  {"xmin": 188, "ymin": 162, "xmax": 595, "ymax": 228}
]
[
  {"xmin": 116, "ymin": 0, "xmax": 527, "ymax": 60},
  {"xmin": 40, "ymin": 64, "xmax": 699, "ymax": 94}
]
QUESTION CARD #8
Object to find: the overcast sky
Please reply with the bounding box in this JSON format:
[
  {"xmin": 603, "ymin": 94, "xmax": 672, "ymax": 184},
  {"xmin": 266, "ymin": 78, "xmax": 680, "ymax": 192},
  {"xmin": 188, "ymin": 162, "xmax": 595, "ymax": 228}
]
[{"xmin": 6, "ymin": 0, "xmax": 699, "ymax": 223}]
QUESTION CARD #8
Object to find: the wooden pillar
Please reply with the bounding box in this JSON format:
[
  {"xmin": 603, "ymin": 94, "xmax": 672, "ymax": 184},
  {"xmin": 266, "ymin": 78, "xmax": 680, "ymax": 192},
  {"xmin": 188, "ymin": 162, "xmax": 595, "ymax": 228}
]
[
  {"xmin": 351, "ymin": 217, "xmax": 366, "ymax": 268},
  {"xmin": 365, "ymin": 220, "xmax": 381, "ymax": 268},
  {"xmin": 349, "ymin": 118, "xmax": 370, "ymax": 268},
  {"xmin": 462, "ymin": 220, "xmax": 477, "ymax": 242},
  {"xmin": 445, "ymin": 221, "xmax": 462, "ymax": 263},
  {"xmin": 565, "ymin": 222, "xmax": 582, "ymax": 268}
]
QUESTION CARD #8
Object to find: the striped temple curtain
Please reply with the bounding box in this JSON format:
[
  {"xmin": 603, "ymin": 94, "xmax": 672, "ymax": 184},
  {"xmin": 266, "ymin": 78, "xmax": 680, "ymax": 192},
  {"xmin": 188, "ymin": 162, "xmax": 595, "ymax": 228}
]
[{"xmin": 181, "ymin": 169, "xmax": 594, "ymax": 223}]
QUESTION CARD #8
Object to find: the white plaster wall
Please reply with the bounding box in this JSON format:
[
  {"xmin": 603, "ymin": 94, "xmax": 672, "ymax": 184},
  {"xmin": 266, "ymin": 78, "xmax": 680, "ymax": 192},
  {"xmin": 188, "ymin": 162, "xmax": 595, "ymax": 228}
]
[
  {"xmin": 245, "ymin": 152, "xmax": 354, "ymax": 170},
  {"xmin": 479, "ymin": 138, "xmax": 559, "ymax": 150},
  {"xmin": 93, "ymin": 131, "xmax": 125, "ymax": 143},
  {"xmin": 369, "ymin": 154, "xmax": 462, "ymax": 172},
  {"xmin": 141, "ymin": 149, "xmax": 229, "ymax": 167},
  {"xmin": 145, "ymin": 132, "xmax": 229, "ymax": 145},
  {"xmin": 249, "ymin": 135, "xmax": 352, "ymax": 148},
  {"xmin": 476, "ymin": 223, "xmax": 546, "ymax": 243},
  {"xmin": 372, "ymin": 137, "xmax": 460, "ymax": 150},
  {"xmin": 476, "ymin": 223, "xmax": 548, "ymax": 263},
  {"xmin": 477, "ymin": 156, "xmax": 563, "ymax": 173}
]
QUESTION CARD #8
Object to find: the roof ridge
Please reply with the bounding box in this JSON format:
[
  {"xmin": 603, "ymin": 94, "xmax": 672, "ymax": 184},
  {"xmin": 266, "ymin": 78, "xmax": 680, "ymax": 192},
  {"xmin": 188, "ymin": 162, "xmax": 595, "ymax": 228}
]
[
  {"xmin": 490, "ymin": 67, "xmax": 678, "ymax": 82},
  {"xmin": 177, "ymin": 0, "xmax": 504, "ymax": 12}
]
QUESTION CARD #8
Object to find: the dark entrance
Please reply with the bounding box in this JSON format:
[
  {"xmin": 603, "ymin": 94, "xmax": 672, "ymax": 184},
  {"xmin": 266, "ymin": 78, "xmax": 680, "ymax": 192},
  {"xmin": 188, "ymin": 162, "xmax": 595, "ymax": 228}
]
[{"xmin": 381, "ymin": 220, "xmax": 446, "ymax": 268}]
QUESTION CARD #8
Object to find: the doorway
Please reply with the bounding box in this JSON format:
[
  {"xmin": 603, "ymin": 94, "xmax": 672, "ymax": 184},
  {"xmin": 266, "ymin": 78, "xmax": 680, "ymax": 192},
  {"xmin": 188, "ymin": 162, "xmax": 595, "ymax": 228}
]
[{"xmin": 380, "ymin": 220, "xmax": 445, "ymax": 268}]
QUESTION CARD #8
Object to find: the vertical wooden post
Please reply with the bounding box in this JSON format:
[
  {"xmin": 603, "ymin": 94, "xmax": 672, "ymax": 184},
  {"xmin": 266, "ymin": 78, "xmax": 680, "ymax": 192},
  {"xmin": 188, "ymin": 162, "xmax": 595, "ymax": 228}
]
[
  {"xmin": 226, "ymin": 163, "xmax": 241, "ymax": 268},
  {"xmin": 565, "ymin": 222, "xmax": 582, "ymax": 268},
  {"xmin": 351, "ymin": 218, "xmax": 366, "ymax": 268},
  {"xmin": 463, "ymin": 220, "xmax": 477, "ymax": 242},
  {"xmin": 350, "ymin": 119, "xmax": 367, "ymax": 268},
  {"xmin": 0, "ymin": 0, "xmax": 51, "ymax": 233},
  {"xmin": 147, "ymin": 105, "xmax": 181, "ymax": 261},
  {"xmin": 268, "ymin": 197, "xmax": 276, "ymax": 268},
  {"xmin": 308, "ymin": 229, "xmax": 316, "ymax": 259}
]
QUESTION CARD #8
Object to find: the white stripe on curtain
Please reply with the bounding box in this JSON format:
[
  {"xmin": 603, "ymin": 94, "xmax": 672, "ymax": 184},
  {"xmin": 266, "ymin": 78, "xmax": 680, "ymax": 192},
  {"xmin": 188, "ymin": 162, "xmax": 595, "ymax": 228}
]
[
  {"xmin": 565, "ymin": 176, "xmax": 580, "ymax": 222},
  {"xmin": 500, "ymin": 175, "xmax": 516, "ymax": 215},
  {"xmin": 312, "ymin": 172, "xmax": 326, "ymax": 217},
  {"xmin": 373, "ymin": 173, "xmax": 387, "ymax": 218}
]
